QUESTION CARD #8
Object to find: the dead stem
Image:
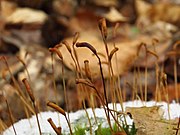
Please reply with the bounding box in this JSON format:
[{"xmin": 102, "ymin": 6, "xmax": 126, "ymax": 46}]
[
  {"xmin": 82, "ymin": 99, "xmax": 93, "ymax": 135},
  {"xmin": 112, "ymin": 22, "xmax": 126, "ymax": 126},
  {"xmin": 49, "ymin": 52, "xmax": 61, "ymax": 125},
  {"xmin": 61, "ymin": 58, "xmax": 71, "ymax": 128},
  {"xmin": 175, "ymin": 117, "xmax": 180, "ymax": 135},
  {"xmin": 99, "ymin": 19, "xmax": 122, "ymax": 130},
  {"xmin": 49, "ymin": 46, "xmax": 70, "ymax": 126},
  {"xmin": 160, "ymin": 72, "xmax": 171, "ymax": 120},
  {"xmin": 76, "ymin": 79, "xmax": 125, "ymax": 132},
  {"xmin": 22, "ymin": 78, "xmax": 42, "ymax": 135},
  {"xmin": 84, "ymin": 60, "xmax": 98, "ymax": 124},
  {"xmin": 47, "ymin": 118, "xmax": 61, "ymax": 135},
  {"xmin": 16, "ymin": 56, "xmax": 32, "ymax": 83},
  {"xmin": 16, "ymin": 56, "xmax": 33, "ymax": 127},
  {"xmin": 3, "ymin": 94, "xmax": 17, "ymax": 135},
  {"xmin": 137, "ymin": 43, "xmax": 148, "ymax": 102},
  {"xmin": 0, "ymin": 118, "xmax": 8, "ymax": 132},
  {"xmin": 173, "ymin": 41, "xmax": 180, "ymax": 103},
  {"xmin": 0, "ymin": 56, "xmax": 35, "ymax": 114},
  {"xmin": 76, "ymin": 42, "xmax": 112, "ymax": 130},
  {"xmin": 137, "ymin": 66, "xmax": 144, "ymax": 101},
  {"xmin": 47, "ymin": 101, "xmax": 73, "ymax": 135},
  {"xmin": 147, "ymin": 48, "xmax": 160, "ymax": 102}
]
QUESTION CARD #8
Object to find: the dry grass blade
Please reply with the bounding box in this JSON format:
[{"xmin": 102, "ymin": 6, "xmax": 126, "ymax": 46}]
[{"xmin": 47, "ymin": 118, "xmax": 61, "ymax": 135}]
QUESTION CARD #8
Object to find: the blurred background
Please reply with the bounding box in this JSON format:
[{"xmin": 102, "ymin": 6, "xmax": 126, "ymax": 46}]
[{"xmin": 0, "ymin": 0, "xmax": 180, "ymax": 129}]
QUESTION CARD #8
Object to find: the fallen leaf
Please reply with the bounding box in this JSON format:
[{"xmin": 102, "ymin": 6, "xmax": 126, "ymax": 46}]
[
  {"xmin": 102, "ymin": 7, "xmax": 128, "ymax": 22},
  {"xmin": 59, "ymin": 30, "xmax": 155, "ymax": 78},
  {"xmin": 136, "ymin": 0, "xmax": 180, "ymax": 27},
  {"xmin": 1, "ymin": 1, "xmax": 17, "ymax": 18},
  {"xmin": 52, "ymin": 0, "xmax": 77, "ymax": 17},
  {"xmin": 6, "ymin": 8, "xmax": 47, "ymax": 24},
  {"xmin": 89, "ymin": 0, "xmax": 118, "ymax": 7},
  {"xmin": 126, "ymin": 106, "xmax": 179, "ymax": 135}
]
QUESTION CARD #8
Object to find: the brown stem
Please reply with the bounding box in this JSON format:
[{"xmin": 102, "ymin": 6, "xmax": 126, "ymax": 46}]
[
  {"xmin": 47, "ymin": 118, "xmax": 61, "ymax": 135},
  {"xmin": 22, "ymin": 78, "xmax": 42, "ymax": 135},
  {"xmin": 4, "ymin": 95, "xmax": 17, "ymax": 135}
]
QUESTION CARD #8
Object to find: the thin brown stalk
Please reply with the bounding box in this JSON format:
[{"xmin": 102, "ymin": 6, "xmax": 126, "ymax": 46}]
[
  {"xmin": 173, "ymin": 41, "xmax": 180, "ymax": 103},
  {"xmin": 112, "ymin": 22, "xmax": 126, "ymax": 126},
  {"xmin": 3, "ymin": 94, "xmax": 17, "ymax": 135},
  {"xmin": 84, "ymin": 60, "xmax": 92, "ymax": 81},
  {"xmin": 82, "ymin": 99, "xmax": 93, "ymax": 135},
  {"xmin": 98, "ymin": 18, "xmax": 108, "ymax": 39},
  {"xmin": 147, "ymin": 49, "xmax": 160, "ymax": 102},
  {"xmin": 0, "ymin": 119, "xmax": 8, "ymax": 132},
  {"xmin": 137, "ymin": 43, "xmax": 148, "ymax": 102},
  {"xmin": 72, "ymin": 32, "xmax": 88, "ymax": 110},
  {"xmin": 47, "ymin": 101, "xmax": 65, "ymax": 115},
  {"xmin": 109, "ymin": 47, "xmax": 119, "ymax": 62},
  {"xmin": 76, "ymin": 42, "xmax": 111, "ymax": 129},
  {"xmin": 99, "ymin": 19, "xmax": 119, "ymax": 130},
  {"xmin": 49, "ymin": 47, "xmax": 70, "ymax": 125},
  {"xmin": 23, "ymin": 105, "xmax": 32, "ymax": 128},
  {"xmin": 90, "ymin": 94, "xmax": 98, "ymax": 124},
  {"xmin": 49, "ymin": 52, "xmax": 60, "ymax": 125},
  {"xmin": 16, "ymin": 56, "xmax": 33, "ymax": 127},
  {"xmin": 1, "ymin": 56, "xmax": 35, "ymax": 114},
  {"xmin": 83, "ymin": 59, "xmax": 98, "ymax": 124},
  {"xmin": 16, "ymin": 56, "xmax": 32, "ymax": 83},
  {"xmin": 73, "ymin": 32, "xmax": 80, "ymax": 45},
  {"xmin": 160, "ymin": 72, "xmax": 170, "ymax": 120},
  {"xmin": 175, "ymin": 117, "xmax": 180, "ymax": 135},
  {"xmin": 61, "ymin": 40, "xmax": 72, "ymax": 54},
  {"xmin": 136, "ymin": 66, "xmax": 144, "ymax": 101},
  {"xmin": 76, "ymin": 79, "xmax": 125, "ymax": 132},
  {"xmin": 22, "ymin": 78, "xmax": 42, "ymax": 135},
  {"xmin": 47, "ymin": 118, "xmax": 61, "ymax": 135},
  {"xmin": 49, "ymin": 48, "xmax": 63, "ymax": 60},
  {"xmin": 72, "ymin": 32, "xmax": 82, "ymax": 75},
  {"xmin": 22, "ymin": 78, "xmax": 35, "ymax": 102},
  {"xmin": 61, "ymin": 59, "xmax": 70, "ymax": 127},
  {"xmin": 47, "ymin": 101, "xmax": 73, "ymax": 135}
]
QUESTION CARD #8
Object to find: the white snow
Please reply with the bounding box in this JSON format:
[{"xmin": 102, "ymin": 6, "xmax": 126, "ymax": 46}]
[{"xmin": 3, "ymin": 100, "xmax": 180, "ymax": 135}]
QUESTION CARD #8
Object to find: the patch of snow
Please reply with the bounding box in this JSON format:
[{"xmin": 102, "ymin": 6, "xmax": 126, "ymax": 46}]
[{"xmin": 3, "ymin": 100, "xmax": 180, "ymax": 135}]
